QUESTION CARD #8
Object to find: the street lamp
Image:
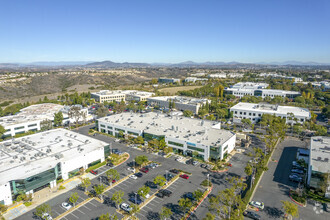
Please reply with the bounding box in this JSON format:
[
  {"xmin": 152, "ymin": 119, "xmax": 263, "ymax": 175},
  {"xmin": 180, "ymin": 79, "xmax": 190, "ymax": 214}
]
[{"xmin": 207, "ymin": 173, "xmax": 210, "ymax": 187}]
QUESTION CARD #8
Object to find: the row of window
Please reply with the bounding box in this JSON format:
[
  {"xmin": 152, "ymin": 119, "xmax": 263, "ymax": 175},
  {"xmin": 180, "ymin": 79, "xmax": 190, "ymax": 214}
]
[
  {"xmin": 187, "ymin": 145, "xmax": 205, "ymax": 153},
  {"xmin": 168, "ymin": 141, "xmax": 184, "ymax": 147},
  {"xmin": 234, "ymin": 111, "xmax": 262, "ymax": 117}
]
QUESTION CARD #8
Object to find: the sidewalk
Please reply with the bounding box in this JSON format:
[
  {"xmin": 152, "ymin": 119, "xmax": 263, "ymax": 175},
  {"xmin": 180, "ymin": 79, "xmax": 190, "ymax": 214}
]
[{"xmin": 4, "ymin": 177, "xmax": 83, "ymax": 220}]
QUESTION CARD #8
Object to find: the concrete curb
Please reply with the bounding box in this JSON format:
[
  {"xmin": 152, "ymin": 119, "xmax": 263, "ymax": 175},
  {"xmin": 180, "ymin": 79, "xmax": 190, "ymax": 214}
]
[
  {"xmin": 184, "ymin": 185, "xmax": 213, "ymax": 220},
  {"xmin": 289, "ymin": 191, "xmax": 306, "ymax": 207},
  {"xmin": 209, "ymin": 168, "xmax": 228, "ymax": 173}
]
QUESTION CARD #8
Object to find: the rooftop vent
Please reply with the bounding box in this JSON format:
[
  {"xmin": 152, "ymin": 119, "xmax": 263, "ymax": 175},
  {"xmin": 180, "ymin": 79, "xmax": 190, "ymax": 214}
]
[
  {"xmin": 317, "ymin": 157, "xmax": 322, "ymax": 161},
  {"xmin": 324, "ymin": 158, "xmax": 329, "ymax": 163}
]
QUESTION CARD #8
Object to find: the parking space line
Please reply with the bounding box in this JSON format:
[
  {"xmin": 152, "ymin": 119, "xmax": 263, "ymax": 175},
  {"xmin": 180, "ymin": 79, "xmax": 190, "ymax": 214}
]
[
  {"xmin": 62, "ymin": 216, "xmax": 69, "ymax": 220},
  {"xmin": 75, "ymin": 208, "xmax": 85, "ymax": 215},
  {"xmin": 68, "ymin": 212, "xmax": 79, "ymax": 219},
  {"xmin": 53, "ymin": 210, "xmax": 61, "ymax": 216},
  {"xmin": 81, "ymin": 205, "xmax": 92, "ymax": 211},
  {"xmin": 152, "ymin": 199, "xmax": 160, "ymax": 203},
  {"xmin": 88, "ymin": 200, "xmax": 98, "ymax": 207},
  {"xmin": 144, "ymin": 206, "xmax": 153, "ymax": 210}
]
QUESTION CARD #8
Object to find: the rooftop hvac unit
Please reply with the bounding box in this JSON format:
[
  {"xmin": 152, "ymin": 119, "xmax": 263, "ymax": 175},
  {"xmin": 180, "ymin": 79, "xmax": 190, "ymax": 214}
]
[
  {"xmin": 317, "ymin": 157, "xmax": 322, "ymax": 161},
  {"xmin": 324, "ymin": 158, "xmax": 329, "ymax": 162}
]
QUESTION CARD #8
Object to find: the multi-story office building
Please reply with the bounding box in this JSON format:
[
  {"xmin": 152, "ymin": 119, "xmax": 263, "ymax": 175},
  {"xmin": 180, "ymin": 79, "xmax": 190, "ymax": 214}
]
[
  {"xmin": 208, "ymin": 73, "xmax": 226, "ymax": 78},
  {"xmin": 0, "ymin": 104, "xmax": 91, "ymax": 138},
  {"xmin": 184, "ymin": 77, "xmax": 208, "ymax": 83},
  {"xmin": 230, "ymin": 102, "xmax": 311, "ymax": 124},
  {"xmin": 91, "ymin": 90, "xmax": 154, "ymax": 103},
  {"xmin": 307, "ymin": 137, "xmax": 330, "ymax": 198},
  {"xmin": 147, "ymin": 96, "xmax": 210, "ymax": 114},
  {"xmin": 158, "ymin": 78, "xmax": 180, "ymax": 84},
  {"xmin": 225, "ymin": 82, "xmax": 300, "ymax": 98},
  {"xmin": 0, "ymin": 129, "xmax": 109, "ymax": 205},
  {"xmin": 97, "ymin": 112, "xmax": 236, "ymax": 161}
]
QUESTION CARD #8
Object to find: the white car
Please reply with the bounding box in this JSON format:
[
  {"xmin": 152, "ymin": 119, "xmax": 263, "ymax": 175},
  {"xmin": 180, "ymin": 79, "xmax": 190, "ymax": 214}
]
[
  {"xmin": 249, "ymin": 201, "xmax": 264, "ymax": 210},
  {"xmin": 127, "ymin": 167, "xmax": 135, "ymax": 172},
  {"xmin": 61, "ymin": 202, "xmax": 72, "ymax": 210},
  {"xmin": 176, "ymin": 156, "xmax": 183, "ymax": 161},
  {"xmin": 120, "ymin": 203, "xmax": 132, "ymax": 212},
  {"xmin": 145, "ymin": 193, "xmax": 150, "ymax": 199},
  {"xmin": 129, "ymin": 175, "xmax": 138, "ymax": 180},
  {"xmin": 42, "ymin": 213, "xmax": 53, "ymax": 220}
]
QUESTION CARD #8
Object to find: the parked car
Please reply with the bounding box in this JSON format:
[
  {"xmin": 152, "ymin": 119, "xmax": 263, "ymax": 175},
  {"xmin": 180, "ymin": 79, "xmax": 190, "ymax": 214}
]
[
  {"xmin": 120, "ymin": 203, "xmax": 132, "ymax": 212},
  {"xmin": 164, "ymin": 173, "xmax": 174, "ymax": 181},
  {"xmin": 243, "ymin": 210, "xmax": 261, "ymax": 220},
  {"xmin": 192, "ymin": 161, "xmax": 199, "ymax": 166},
  {"xmin": 289, "ymin": 176, "xmax": 303, "ymax": 182},
  {"xmin": 324, "ymin": 203, "xmax": 330, "ymax": 212},
  {"xmin": 156, "ymin": 191, "xmax": 165, "ymax": 198},
  {"xmin": 159, "ymin": 189, "xmax": 172, "ymax": 197},
  {"xmin": 176, "ymin": 156, "xmax": 184, "ymax": 162},
  {"xmin": 90, "ymin": 170, "xmax": 98, "ymax": 175},
  {"xmin": 186, "ymin": 159, "xmax": 194, "ymax": 165},
  {"xmin": 200, "ymin": 164, "xmax": 207, "ymax": 168},
  {"xmin": 180, "ymin": 174, "xmax": 189, "ymax": 179},
  {"xmin": 249, "ymin": 201, "xmax": 264, "ymax": 210},
  {"xmin": 183, "ymin": 192, "xmax": 195, "ymax": 201},
  {"xmin": 146, "ymin": 181, "xmax": 157, "ymax": 188},
  {"xmin": 135, "ymin": 172, "xmax": 143, "ymax": 178},
  {"xmin": 129, "ymin": 196, "xmax": 143, "ymax": 205},
  {"xmin": 140, "ymin": 167, "xmax": 149, "ymax": 173},
  {"xmin": 112, "ymin": 179, "xmax": 116, "ymax": 183},
  {"xmin": 170, "ymin": 169, "xmax": 180, "ymax": 174},
  {"xmin": 127, "ymin": 167, "xmax": 136, "ymax": 172},
  {"xmin": 129, "ymin": 175, "xmax": 138, "ymax": 180},
  {"xmin": 42, "ymin": 213, "xmax": 53, "ymax": 220},
  {"xmin": 291, "ymin": 169, "xmax": 304, "ymax": 174},
  {"xmin": 107, "ymin": 162, "xmax": 114, "ymax": 167},
  {"xmin": 61, "ymin": 202, "xmax": 72, "ymax": 210}
]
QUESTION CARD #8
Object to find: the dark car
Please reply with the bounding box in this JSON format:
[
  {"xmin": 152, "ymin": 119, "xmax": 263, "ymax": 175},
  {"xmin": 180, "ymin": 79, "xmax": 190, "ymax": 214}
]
[
  {"xmin": 107, "ymin": 162, "xmax": 114, "ymax": 167},
  {"xmin": 186, "ymin": 159, "xmax": 194, "ymax": 165},
  {"xmin": 129, "ymin": 196, "xmax": 143, "ymax": 205},
  {"xmin": 170, "ymin": 169, "xmax": 180, "ymax": 174},
  {"xmin": 135, "ymin": 172, "xmax": 143, "ymax": 178},
  {"xmin": 200, "ymin": 164, "xmax": 207, "ymax": 168},
  {"xmin": 159, "ymin": 189, "xmax": 172, "ymax": 197},
  {"xmin": 164, "ymin": 173, "xmax": 174, "ymax": 181},
  {"xmin": 243, "ymin": 210, "xmax": 261, "ymax": 220},
  {"xmin": 183, "ymin": 192, "xmax": 195, "ymax": 201},
  {"xmin": 156, "ymin": 192, "xmax": 165, "ymax": 198},
  {"xmin": 146, "ymin": 181, "xmax": 157, "ymax": 188},
  {"xmin": 140, "ymin": 167, "xmax": 149, "ymax": 173}
]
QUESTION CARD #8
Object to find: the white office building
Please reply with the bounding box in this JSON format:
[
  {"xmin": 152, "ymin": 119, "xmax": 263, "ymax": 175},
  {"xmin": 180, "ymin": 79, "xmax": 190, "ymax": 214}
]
[
  {"xmin": 230, "ymin": 102, "xmax": 311, "ymax": 124},
  {"xmin": 97, "ymin": 112, "xmax": 236, "ymax": 161},
  {"xmin": 307, "ymin": 137, "xmax": 330, "ymax": 198},
  {"xmin": 0, "ymin": 129, "xmax": 109, "ymax": 205},
  {"xmin": 158, "ymin": 78, "xmax": 181, "ymax": 84},
  {"xmin": 147, "ymin": 96, "xmax": 210, "ymax": 114},
  {"xmin": 91, "ymin": 90, "xmax": 154, "ymax": 103},
  {"xmin": 184, "ymin": 77, "xmax": 208, "ymax": 83},
  {"xmin": 208, "ymin": 73, "xmax": 226, "ymax": 78}
]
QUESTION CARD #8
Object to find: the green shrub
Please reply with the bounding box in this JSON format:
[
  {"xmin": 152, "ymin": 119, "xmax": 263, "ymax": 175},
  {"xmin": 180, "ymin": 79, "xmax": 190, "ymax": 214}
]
[
  {"xmin": 201, "ymin": 179, "xmax": 212, "ymax": 187},
  {"xmin": 86, "ymin": 161, "xmax": 106, "ymax": 173},
  {"xmin": 56, "ymin": 179, "xmax": 64, "ymax": 184},
  {"xmin": 58, "ymin": 185, "xmax": 66, "ymax": 190},
  {"xmin": 24, "ymin": 202, "xmax": 32, "ymax": 207}
]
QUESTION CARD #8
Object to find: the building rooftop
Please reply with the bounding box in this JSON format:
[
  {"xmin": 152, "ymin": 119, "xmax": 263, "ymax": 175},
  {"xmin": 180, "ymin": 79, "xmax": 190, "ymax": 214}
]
[
  {"xmin": 0, "ymin": 103, "xmax": 63, "ymax": 127},
  {"xmin": 148, "ymin": 96, "xmax": 209, "ymax": 105},
  {"xmin": 230, "ymin": 102, "xmax": 310, "ymax": 118},
  {"xmin": 98, "ymin": 112, "xmax": 235, "ymax": 147},
  {"xmin": 231, "ymin": 82, "xmax": 269, "ymax": 89},
  {"xmin": 0, "ymin": 128, "xmax": 108, "ymax": 185},
  {"xmin": 91, "ymin": 90, "xmax": 154, "ymax": 97},
  {"xmin": 310, "ymin": 137, "xmax": 330, "ymax": 173}
]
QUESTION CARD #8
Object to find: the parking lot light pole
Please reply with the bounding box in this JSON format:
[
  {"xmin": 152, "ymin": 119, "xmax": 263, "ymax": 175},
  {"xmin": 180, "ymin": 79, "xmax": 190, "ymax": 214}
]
[{"xmin": 207, "ymin": 173, "xmax": 210, "ymax": 187}]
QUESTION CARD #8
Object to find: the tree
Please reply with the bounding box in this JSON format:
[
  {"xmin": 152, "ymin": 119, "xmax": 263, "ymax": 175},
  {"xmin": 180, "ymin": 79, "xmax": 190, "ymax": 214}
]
[
  {"xmin": 53, "ymin": 111, "xmax": 63, "ymax": 127},
  {"xmin": 99, "ymin": 213, "xmax": 118, "ymax": 220},
  {"xmin": 159, "ymin": 207, "xmax": 172, "ymax": 220},
  {"xmin": 69, "ymin": 192, "xmax": 79, "ymax": 207},
  {"xmin": 206, "ymin": 114, "xmax": 216, "ymax": 121},
  {"xmin": 35, "ymin": 204, "xmax": 51, "ymax": 219},
  {"xmin": 0, "ymin": 125, "xmax": 6, "ymax": 138},
  {"xmin": 94, "ymin": 184, "xmax": 105, "ymax": 201},
  {"xmin": 192, "ymin": 151, "xmax": 199, "ymax": 158},
  {"xmin": 178, "ymin": 198, "xmax": 192, "ymax": 215},
  {"xmin": 244, "ymin": 163, "xmax": 253, "ymax": 176},
  {"xmin": 81, "ymin": 178, "xmax": 91, "ymax": 193},
  {"xmin": 151, "ymin": 78, "xmax": 158, "ymax": 84},
  {"xmin": 183, "ymin": 110, "xmax": 193, "ymax": 117},
  {"xmin": 129, "ymin": 204, "xmax": 140, "ymax": 218},
  {"xmin": 105, "ymin": 169, "xmax": 120, "ymax": 184},
  {"xmin": 134, "ymin": 136, "xmax": 144, "ymax": 145},
  {"xmin": 137, "ymin": 185, "xmax": 150, "ymax": 199},
  {"xmin": 40, "ymin": 119, "xmax": 53, "ymax": 131},
  {"xmin": 203, "ymin": 212, "xmax": 215, "ymax": 220},
  {"xmin": 241, "ymin": 118, "xmax": 252, "ymax": 129},
  {"xmin": 0, "ymin": 204, "xmax": 8, "ymax": 215},
  {"xmin": 134, "ymin": 155, "xmax": 148, "ymax": 167},
  {"xmin": 111, "ymin": 190, "xmax": 124, "ymax": 209},
  {"xmin": 282, "ymin": 201, "xmax": 299, "ymax": 219},
  {"xmin": 69, "ymin": 106, "xmax": 83, "ymax": 126},
  {"xmin": 193, "ymin": 189, "xmax": 204, "ymax": 202},
  {"xmin": 154, "ymin": 175, "xmax": 167, "ymax": 186},
  {"xmin": 96, "ymin": 104, "xmax": 109, "ymax": 118}
]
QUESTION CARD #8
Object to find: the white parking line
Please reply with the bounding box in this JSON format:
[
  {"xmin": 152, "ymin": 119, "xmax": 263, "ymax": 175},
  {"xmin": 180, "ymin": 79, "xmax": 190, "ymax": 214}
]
[
  {"xmin": 87, "ymin": 201, "xmax": 97, "ymax": 207},
  {"xmin": 53, "ymin": 210, "xmax": 61, "ymax": 216},
  {"xmin": 144, "ymin": 206, "xmax": 153, "ymax": 210},
  {"xmin": 81, "ymin": 204, "xmax": 92, "ymax": 211},
  {"xmin": 140, "ymin": 209, "xmax": 149, "ymax": 213},
  {"xmin": 62, "ymin": 216, "xmax": 69, "ymax": 220},
  {"xmin": 68, "ymin": 212, "xmax": 79, "ymax": 219},
  {"xmin": 75, "ymin": 208, "xmax": 85, "ymax": 215}
]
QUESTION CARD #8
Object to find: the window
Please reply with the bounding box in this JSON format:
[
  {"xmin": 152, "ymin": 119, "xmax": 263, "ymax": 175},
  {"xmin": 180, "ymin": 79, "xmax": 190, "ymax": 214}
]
[
  {"xmin": 240, "ymin": 112, "xmax": 242, "ymax": 115},
  {"xmin": 223, "ymin": 145, "xmax": 228, "ymax": 151},
  {"xmin": 253, "ymin": 113, "xmax": 256, "ymax": 116},
  {"xmin": 235, "ymin": 111, "xmax": 237, "ymax": 114},
  {"xmin": 28, "ymin": 124, "xmax": 37, "ymax": 127},
  {"xmin": 187, "ymin": 146, "xmax": 204, "ymax": 152},
  {"xmin": 107, "ymin": 126, "xmax": 112, "ymax": 129},
  {"xmin": 100, "ymin": 124, "xmax": 105, "ymax": 128},
  {"xmin": 14, "ymin": 126, "xmax": 24, "ymax": 130},
  {"xmin": 244, "ymin": 112, "xmax": 246, "ymax": 115},
  {"xmin": 168, "ymin": 141, "xmax": 183, "ymax": 147},
  {"xmin": 258, "ymin": 114, "xmax": 261, "ymax": 116},
  {"xmin": 249, "ymin": 113, "xmax": 251, "ymax": 116},
  {"xmin": 128, "ymin": 131, "xmax": 139, "ymax": 136}
]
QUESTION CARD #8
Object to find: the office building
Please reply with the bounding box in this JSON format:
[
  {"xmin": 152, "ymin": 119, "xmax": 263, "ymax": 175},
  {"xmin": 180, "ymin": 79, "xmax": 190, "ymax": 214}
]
[
  {"xmin": 0, "ymin": 129, "xmax": 109, "ymax": 205},
  {"xmin": 184, "ymin": 77, "xmax": 208, "ymax": 83},
  {"xmin": 147, "ymin": 96, "xmax": 210, "ymax": 114},
  {"xmin": 208, "ymin": 73, "xmax": 226, "ymax": 78},
  {"xmin": 230, "ymin": 102, "xmax": 311, "ymax": 124},
  {"xmin": 91, "ymin": 90, "xmax": 154, "ymax": 103},
  {"xmin": 158, "ymin": 78, "xmax": 180, "ymax": 84},
  {"xmin": 97, "ymin": 112, "xmax": 236, "ymax": 161},
  {"xmin": 307, "ymin": 137, "xmax": 330, "ymax": 198}
]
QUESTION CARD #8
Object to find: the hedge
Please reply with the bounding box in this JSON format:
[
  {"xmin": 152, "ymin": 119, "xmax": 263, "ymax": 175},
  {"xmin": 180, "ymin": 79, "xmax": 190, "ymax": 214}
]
[{"xmin": 86, "ymin": 161, "xmax": 106, "ymax": 173}]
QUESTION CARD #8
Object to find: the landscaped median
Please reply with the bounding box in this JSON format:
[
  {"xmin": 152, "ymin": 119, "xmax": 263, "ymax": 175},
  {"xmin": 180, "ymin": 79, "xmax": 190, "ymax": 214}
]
[
  {"xmin": 289, "ymin": 190, "xmax": 306, "ymax": 207},
  {"xmin": 183, "ymin": 185, "xmax": 213, "ymax": 220}
]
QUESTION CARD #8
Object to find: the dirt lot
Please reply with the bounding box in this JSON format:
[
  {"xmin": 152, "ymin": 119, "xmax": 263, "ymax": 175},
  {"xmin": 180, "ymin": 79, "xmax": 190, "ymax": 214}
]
[{"xmin": 159, "ymin": 85, "xmax": 202, "ymax": 95}]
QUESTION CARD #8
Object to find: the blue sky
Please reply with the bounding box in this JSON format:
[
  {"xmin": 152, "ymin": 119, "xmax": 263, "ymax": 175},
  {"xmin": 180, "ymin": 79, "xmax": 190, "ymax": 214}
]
[{"xmin": 0, "ymin": 0, "xmax": 329, "ymax": 63}]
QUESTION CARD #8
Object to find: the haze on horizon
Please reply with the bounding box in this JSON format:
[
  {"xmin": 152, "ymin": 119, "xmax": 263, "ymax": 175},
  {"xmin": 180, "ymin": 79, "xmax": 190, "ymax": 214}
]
[{"xmin": 0, "ymin": 0, "xmax": 329, "ymax": 64}]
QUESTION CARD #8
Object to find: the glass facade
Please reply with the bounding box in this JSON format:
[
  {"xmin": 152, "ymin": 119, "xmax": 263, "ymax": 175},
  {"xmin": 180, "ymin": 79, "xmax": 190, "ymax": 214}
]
[
  {"xmin": 104, "ymin": 145, "xmax": 111, "ymax": 157},
  {"xmin": 128, "ymin": 131, "xmax": 139, "ymax": 136},
  {"xmin": 143, "ymin": 132, "xmax": 164, "ymax": 141},
  {"xmin": 10, "ymin": 163, "xmax": 61, "ymax": 195},
  {"xmin": 168, "ymin": 141, "xmax": 184, "ymax": 147},
  {"xmin": 187, "ymin": 145, "xmax": 204, "ymax": 152}
]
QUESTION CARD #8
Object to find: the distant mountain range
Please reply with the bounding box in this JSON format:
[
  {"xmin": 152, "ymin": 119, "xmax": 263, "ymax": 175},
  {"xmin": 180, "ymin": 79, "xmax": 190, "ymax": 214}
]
[{"xmin": 0, "ymin": 60, "xmax": 329, "ymax": 69}]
